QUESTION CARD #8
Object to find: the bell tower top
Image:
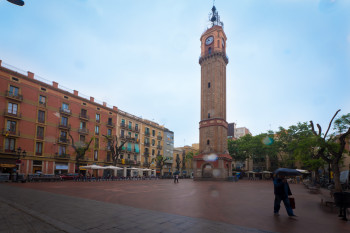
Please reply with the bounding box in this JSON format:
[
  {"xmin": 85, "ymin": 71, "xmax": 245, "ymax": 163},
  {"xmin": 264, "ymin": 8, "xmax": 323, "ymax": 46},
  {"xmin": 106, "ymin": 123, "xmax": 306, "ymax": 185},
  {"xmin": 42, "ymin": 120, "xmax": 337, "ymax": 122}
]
[{"xmin": 199, "ymin": 5, "xmax": 228, "ymax": 63}]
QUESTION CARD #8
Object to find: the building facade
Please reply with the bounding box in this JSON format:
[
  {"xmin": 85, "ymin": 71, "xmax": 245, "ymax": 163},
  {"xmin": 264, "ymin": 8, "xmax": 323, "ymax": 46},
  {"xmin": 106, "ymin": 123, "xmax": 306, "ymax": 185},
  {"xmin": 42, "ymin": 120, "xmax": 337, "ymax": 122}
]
[
  {"xmin": 0, "ymin": 60, "xmax": 117, "ymax": 177},
  {"xmin": 0, "ymin": 60, "xmax": 173, "ymax": 177}
]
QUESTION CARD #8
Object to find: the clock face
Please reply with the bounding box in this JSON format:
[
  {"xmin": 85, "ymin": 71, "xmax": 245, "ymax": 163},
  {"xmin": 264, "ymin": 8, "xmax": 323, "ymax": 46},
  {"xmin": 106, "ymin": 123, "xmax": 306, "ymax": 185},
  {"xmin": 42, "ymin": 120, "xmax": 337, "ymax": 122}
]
[
  {"xmin": 205, "ymin": 36, "xmax": 214, "ymax": 45},
  {"xmin": 222, "ymin": 39, "xmax": 225, "ymax": 48}
]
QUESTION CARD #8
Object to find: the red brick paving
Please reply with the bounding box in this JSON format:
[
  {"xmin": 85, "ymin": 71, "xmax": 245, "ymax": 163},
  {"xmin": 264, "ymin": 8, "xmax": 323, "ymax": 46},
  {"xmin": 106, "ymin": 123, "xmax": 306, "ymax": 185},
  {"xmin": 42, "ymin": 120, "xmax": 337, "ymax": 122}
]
[{"xmin": 11, "ymin": 179, "xmax": 350, "ymax": 233}]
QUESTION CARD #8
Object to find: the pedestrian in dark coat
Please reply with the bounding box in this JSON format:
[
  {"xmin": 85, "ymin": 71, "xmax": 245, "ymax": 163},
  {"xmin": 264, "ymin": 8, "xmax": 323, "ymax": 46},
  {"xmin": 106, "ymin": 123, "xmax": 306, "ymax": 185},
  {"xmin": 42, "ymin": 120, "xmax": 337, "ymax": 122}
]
[{"xmin": 273, "ymin": 175, "xmax": 296, "ymax": 217}]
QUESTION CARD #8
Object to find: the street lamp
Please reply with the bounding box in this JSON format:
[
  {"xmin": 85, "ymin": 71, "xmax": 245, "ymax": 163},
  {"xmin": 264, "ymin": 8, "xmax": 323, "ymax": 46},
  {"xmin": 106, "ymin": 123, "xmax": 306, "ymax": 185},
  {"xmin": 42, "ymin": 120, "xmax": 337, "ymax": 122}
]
[
  {"xmin": 16, "ymin": 146, "xmax": 26, "ymax": 159},
  {"xmin": 7, "ymin": 0, "xmax": 25, "ymax": 6}
]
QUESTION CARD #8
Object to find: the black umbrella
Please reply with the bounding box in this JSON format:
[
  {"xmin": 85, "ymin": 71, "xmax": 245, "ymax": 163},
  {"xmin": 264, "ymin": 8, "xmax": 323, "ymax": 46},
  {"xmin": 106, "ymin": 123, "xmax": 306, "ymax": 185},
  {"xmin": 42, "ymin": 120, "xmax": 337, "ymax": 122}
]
[{"xmin": 274, "ymin": 168, "xmax": 301, "ymax": 176}]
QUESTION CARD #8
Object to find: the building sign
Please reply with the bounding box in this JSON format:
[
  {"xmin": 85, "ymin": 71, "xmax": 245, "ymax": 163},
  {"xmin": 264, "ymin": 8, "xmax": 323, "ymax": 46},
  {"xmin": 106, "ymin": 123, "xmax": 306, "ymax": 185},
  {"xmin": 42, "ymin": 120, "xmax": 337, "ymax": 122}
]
[{"xmin": 55, "ymin": 163, "xmax": 68, "ymax": 170}]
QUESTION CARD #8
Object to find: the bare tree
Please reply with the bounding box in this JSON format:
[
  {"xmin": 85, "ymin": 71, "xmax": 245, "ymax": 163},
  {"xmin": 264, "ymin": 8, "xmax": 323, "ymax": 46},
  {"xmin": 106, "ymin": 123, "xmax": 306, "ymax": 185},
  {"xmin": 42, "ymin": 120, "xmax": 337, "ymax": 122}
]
[
  {"xmin": 103, "ymin": 135, "xmax": 128, "ymax": 166},
  {"xmin": 68, "ymin": 130, "xmax": 94, "ymax": 174}
]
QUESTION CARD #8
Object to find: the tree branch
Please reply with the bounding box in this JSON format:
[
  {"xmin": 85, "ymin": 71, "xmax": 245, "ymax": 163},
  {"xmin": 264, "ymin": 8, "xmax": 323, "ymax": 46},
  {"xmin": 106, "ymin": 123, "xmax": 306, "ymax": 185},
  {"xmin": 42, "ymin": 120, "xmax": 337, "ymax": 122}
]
[
  {"xmin": 324, "ymin": 109, "xmax": 341, "ymax": 139},
  {"xmin": 310, "ymin": 121, "xmax": 317, "ymax": 136}
]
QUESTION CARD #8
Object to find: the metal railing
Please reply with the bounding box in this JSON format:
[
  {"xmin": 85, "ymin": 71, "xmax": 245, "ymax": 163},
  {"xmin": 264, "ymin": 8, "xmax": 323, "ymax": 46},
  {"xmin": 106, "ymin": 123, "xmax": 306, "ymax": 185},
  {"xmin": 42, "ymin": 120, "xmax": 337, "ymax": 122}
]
[{"xmin": 5, "ymin": 91, "xmax": 23, "ymax": 101}]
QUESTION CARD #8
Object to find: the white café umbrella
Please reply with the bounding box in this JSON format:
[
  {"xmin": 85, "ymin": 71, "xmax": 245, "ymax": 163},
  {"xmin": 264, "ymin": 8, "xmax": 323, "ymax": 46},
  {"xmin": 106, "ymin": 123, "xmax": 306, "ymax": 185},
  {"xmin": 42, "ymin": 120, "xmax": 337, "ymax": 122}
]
[
  {"xmin": 80, "ymin": 165, "xmax": 105, "ymax": 170},
  {"xmin": 104, "ymin": 165, "xmax": 123, "ymax": 170}
]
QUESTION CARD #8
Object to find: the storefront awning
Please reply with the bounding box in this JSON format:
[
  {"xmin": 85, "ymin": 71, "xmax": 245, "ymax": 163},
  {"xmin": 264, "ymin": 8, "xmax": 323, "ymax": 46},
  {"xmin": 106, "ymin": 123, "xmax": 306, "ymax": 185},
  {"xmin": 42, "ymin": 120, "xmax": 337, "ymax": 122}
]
[{"xmin": 0, "ymin": 164, "xmax": 16, "ymax": 168}]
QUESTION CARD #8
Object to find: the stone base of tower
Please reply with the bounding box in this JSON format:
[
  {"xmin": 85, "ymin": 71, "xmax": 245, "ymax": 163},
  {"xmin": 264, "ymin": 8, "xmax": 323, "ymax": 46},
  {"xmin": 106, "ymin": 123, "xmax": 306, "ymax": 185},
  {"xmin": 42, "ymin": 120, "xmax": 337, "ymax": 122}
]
[{"xmin": 193, "ymin": 153, "xmax": 232, "ymax": 181}]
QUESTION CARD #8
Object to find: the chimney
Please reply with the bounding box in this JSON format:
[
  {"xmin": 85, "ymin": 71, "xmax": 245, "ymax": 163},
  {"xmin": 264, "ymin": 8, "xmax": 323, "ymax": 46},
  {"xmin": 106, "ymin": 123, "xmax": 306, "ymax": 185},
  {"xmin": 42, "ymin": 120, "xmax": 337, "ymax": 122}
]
[
  {"xmin": 90, "ymin": 97, "xmax": 94, "ymax": 102},
  {"xmin": 103, "ymin": 102, "xmax": 107, "ymax": 107},
  {"xmin": 52, "ymin": 81, "xmax": 58, "ymax": 88},
  {"xmin": 73, "ymin": 90, "xmax": 78, "ymax": 96},
  {"xmin": 27, "ymin": 71, "xmax": 34, "ymax": 79},
  {"xmin": 113, "ymin": 106, "xmax": 118, "ymax": 111},
  {"xmin": 0, "ymin": 60, "xmax": 2, "ymax": 67}
]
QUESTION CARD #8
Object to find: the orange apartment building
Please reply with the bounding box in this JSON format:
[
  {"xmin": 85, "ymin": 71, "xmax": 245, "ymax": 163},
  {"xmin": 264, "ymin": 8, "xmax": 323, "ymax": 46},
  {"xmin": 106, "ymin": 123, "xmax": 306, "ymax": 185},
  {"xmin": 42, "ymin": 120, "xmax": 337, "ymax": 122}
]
[{"xmin": 0, "ymin": 60, "xmax": 118, "ymax": 176}]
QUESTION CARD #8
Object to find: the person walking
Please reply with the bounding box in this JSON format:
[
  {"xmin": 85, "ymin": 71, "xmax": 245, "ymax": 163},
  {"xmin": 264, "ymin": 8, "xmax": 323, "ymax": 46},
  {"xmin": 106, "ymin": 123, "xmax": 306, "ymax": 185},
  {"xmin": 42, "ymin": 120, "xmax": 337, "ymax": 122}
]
[
  {"xmin": 174, "ymin": 174, "xmax": 179, "ymax": 183},
  {"xmin": 273, "ymin": 174, "xmax": 297, "ymax": 217}
]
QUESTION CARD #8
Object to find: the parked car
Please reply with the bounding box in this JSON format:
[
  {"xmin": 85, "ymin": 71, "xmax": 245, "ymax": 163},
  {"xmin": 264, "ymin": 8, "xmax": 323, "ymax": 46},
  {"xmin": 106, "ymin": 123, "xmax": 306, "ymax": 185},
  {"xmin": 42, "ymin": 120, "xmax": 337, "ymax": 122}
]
[{"xmin": 59, "ymin": 173, "xmax": 79, "ymax": 181}]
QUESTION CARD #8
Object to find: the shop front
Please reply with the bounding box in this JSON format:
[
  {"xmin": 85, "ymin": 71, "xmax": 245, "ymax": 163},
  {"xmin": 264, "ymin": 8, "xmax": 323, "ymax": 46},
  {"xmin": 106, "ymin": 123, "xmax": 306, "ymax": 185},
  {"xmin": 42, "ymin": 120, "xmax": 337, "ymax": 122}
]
[{"xmin": 55, "ymin": 163, "xmax": 68, "ymax": 175}]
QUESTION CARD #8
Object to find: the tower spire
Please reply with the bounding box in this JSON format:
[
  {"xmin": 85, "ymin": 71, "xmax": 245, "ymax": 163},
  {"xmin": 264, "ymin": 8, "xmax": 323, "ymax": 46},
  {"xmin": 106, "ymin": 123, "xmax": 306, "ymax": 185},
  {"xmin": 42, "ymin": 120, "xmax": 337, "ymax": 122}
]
[{"xmin": 208, "ymin": 2, "xmax": 223, "ymax": 28}]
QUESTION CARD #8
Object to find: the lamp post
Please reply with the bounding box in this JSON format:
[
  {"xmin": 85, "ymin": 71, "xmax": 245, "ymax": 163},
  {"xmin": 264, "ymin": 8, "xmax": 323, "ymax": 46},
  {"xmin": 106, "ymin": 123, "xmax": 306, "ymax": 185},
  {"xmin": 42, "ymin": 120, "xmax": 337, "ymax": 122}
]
[{"xmin": 15, "ymin": 147, "xmax": 26, "ymax": 181}]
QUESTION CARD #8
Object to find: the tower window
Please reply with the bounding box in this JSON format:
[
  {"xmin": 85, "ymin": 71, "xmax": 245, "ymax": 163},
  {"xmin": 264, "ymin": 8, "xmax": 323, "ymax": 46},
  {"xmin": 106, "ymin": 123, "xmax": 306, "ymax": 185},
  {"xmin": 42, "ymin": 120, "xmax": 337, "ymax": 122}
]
[
  {"xmin": 208, "ymin": 82, "xmax": 211, "ymax": 88},
  {"xmin": 207, "ymin": 140, "xmax": 210, "ymax": 145},
  {"xmin": 208, "ymin": 113, "xmax": 210, "ymax": 118},
  {"xmin": 208, "ymin": 47, "xmax": 212, "ymax": 55}
]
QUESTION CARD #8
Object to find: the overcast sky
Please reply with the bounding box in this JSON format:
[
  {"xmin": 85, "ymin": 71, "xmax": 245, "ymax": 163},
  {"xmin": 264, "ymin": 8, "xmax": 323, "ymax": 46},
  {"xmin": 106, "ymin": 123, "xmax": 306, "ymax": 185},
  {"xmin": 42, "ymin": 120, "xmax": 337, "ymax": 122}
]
[{"xmin": 1, "ymin": 0, "xmax": 349, "ymax": 147}]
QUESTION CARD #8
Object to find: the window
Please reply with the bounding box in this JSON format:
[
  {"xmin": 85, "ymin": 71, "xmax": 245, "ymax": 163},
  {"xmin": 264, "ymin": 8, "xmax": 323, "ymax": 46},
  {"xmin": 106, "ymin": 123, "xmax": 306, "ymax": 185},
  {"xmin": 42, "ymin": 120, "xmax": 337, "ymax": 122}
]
[
  {"xmin": 96, "ymin": 114, "xmax": 100, "ymax": 122},
  {"xmin": 62, "ymin": 103, "xmax": 69, "ymax": 110},
  {"xmin": 59, "ymin": 146, "xmax": 66, "ymax": 155},
  {"xmin": 39, "ymin": 95, "xmax": 46, "ymax": 105},
  {"xmin": 127, "ymin": 154, "xmax": 131, "ymax": 159},
  {"xmin": 157, "ymin": 150, "xmax": 160, "ymax": 156},
  {"xmin": 134, "ymin": 155, "xmax": 137, "ymax": 161},
  {"xmin": 12, "ymin": 77, "xmax": 19, "ymax": 82},
  {"xmin": 128, "ymin": 121, "xmax": 132, "ymax": 129},
  {"xmin": 208, "ymin": 113, "xmax": 210, "ymax": 118},
  {"xmin": 135, "ymin": 144, "xmax": 139, "ymax": 153},
  {"xmin": 95, "ymin": 138, "xmax": 99, "ymax": 148},
  {"xmin": 128, "ymin": 132, "xmax": 132, "ymax": 137},
  {"xmin": 6, "ymin": 120, "xmax": 16, "ymax": 132},
  {"xmin": 135, "ymin": 124, "xmax": 139, "ymax": 131},
  {"xmin": 60, "ymin": 131, "xmax": 67, "ymax": 142},
  {"xmin": 208, "ymin": 47, "xmax": 212, "ymax": 55},
  {"xmin": 5, "ymin": 138, "xmax": 15, "ymax": 152},
  {"xmin": 80, "ymin": 121, "xmax": 86, "ymax": 129},
  {"xmin": 108, "ymin": 117, "xmax": 112, "ymax": 125},
  {"xmin": 208, "ymin": 82, "xmax": 211, "ymax": 88},
  {"xmin": 158, "ymin": 141, "xmax": 160, "ymax": 146},
  {"xmin": 9, "ymin": 85, "xmax": 19, "ymax": 96},
  {"xmin": 152, "ymin": 149, "xmax": 155, "ymax": 155},
  {"xmin": 152, "ymin": 139, "xmax": 155, "ymax": 146},
  {"xmin": 121, "ymin": 129, "xmax": 124, "ymax": 137},
  {"xmin": 60, "ymin": 116, "xmax": 68, "ymax": 126},
  {"xmin": 207, "ymin": 140, "xmax": 210, "ymax": 145},
  {"xmin": 135, "ymin": 133, "xmax": 138, "ymax": 140},
  {"xmin": 127, "ymin": 143, "xmax": 132, "ymax": 152},
  {"xmin": 145, "ymin": 127, "xmax": 150, "ymax": 134},
  {"xmin": 95, "ymin": 125, "xmax": 99, "ymax": 135},
  {"xmin": 81, "ymin": 109, "xmax": 87, "ymax": 117},
  {"xmin": 38, "ymin": 110, "xmax": 45, "ymax": 123},
  {"xmin": 80, "ymin": 135, "xmax": 85, "ymax": 142},
  {"xmin": 41, "ymin": 87, "xmax": 46, "ymax": 91},
  {"xmin": 121, "ymin": 119, "xmax": 125, "ymax": 126},
  {"xmin": 37, "ymin": 126, "xmax": 44, "ymax": 139},
  {"xmin": 152, "ymin": 130, "xmax": 155, "ymax": 137},
  {"xmin": 94, "ymin": 150, "xmax": 98, "ymax": 161},
  {"xmin": 107, "ymin": 129, "xmax": 112, "ymax": 136},
  {"xmin": 7, "ymin": 103, "xmax": 18, "ymax": 115},
  {"xmin": 36, "ymin": 142, "xmax": 43, "ymax": 155}
]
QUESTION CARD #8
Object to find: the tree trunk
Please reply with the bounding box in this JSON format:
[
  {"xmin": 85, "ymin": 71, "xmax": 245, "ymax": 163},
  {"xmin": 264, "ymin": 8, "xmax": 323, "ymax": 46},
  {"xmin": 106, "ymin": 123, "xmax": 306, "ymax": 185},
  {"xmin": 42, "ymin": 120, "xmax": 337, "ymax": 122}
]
[{"xmin": 332, "ymin": 160, "xmax": 342, "ymax": 192}]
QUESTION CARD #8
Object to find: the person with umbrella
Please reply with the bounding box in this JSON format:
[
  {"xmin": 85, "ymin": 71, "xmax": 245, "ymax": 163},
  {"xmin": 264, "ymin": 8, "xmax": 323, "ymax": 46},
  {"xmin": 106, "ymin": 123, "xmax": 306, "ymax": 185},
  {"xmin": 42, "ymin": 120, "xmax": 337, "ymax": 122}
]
[{"xmin": 273, "ymin": 168, "xmax": 299, "ymax": 217}]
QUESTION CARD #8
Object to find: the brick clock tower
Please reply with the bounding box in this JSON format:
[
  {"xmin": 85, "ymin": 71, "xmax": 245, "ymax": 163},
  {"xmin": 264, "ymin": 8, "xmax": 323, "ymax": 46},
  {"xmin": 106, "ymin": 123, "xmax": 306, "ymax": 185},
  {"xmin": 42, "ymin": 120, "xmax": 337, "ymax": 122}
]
[{"xmin": 193, "ymin": 5, "xmax": 232, "ymax": 181}]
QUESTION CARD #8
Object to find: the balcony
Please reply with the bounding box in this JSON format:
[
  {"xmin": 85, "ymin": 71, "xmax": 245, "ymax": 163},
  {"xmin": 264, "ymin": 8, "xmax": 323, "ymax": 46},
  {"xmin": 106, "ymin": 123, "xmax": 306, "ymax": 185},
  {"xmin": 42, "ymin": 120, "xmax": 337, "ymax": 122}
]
[
  {"xmin": 134, "ymin": 127, "xmax": 139, "ymax": 133},
  {"xmin": 106, "ymin": 122, "xmax": 114, "ymax": 128},
  {"xmin": 58, "ymin": 124, "xmax": 71, "ymax": 130},
  {"xmin": 2, "ymin": 128, "xmax": 20, "ymax": 137},
  {"xmin": 38, "ymin": 101, "xmax": 46, "ymax": 108},
  {"xmin": 36, "ymin": 134, "xmax": 44, "ymax": 141},
  {"xmin": 54, "ymin": 153, "xmax": 70, "ymax": 159},
  {"xmin": 3, "ymin": 110, "xmax": 22, "ymax": 119},
  {"xmin": 57, "ymin": 137, "xmax": 70, "ymax": 144},
  {"xmin": 104, "ymin": 159, "xmax": 113, "ymax": 164},
  {"xmin": 59, "ymin": 107, "xmax": 72, "ymax": 116},
  {"xmin": 157, "ymin": 136, "xmax": 162, "ymax": 140},
  {"xmin": 145, "ymin": 131, "xmax": 150, "ymax": 137},
  {"xmin": 157, "ymin": 145, "xmax": 162, "ymax": 150},
  {"xmin": 144, "ymin": 151, "xmax": 150, "ymax": 156},
  {"xmin": 144, "ymin": 142, "xmax": 150, "ymax": 147},
  {"xmin": 5, "ymin": 90, "xmax": 23, "ymax": 102},
  {"xmin": 120, "ymin": 123, "xmax": 127, "ymax": 128},
  {"xmin": 79, "ymin": 113, "xmax": 89, "ymax": 121},
  {"xmin": 78, "ymin": 128, "xmax": 89, "ymax": 135}
]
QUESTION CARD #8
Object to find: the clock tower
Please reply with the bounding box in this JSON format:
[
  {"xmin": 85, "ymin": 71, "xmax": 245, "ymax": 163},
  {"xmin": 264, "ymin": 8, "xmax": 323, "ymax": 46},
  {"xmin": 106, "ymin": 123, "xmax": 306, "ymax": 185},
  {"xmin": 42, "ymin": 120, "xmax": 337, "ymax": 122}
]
[{"xmin": 193, "ymin": 5, "xmax": 232, "ymax": 181}]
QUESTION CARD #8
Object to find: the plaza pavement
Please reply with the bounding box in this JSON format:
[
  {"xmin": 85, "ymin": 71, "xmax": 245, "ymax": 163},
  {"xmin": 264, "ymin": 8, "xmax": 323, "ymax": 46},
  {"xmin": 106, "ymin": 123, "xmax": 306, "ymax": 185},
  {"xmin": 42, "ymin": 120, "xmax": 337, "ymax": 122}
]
[{"xmin": 0, "ymin": 179, "xmax": 349, "ymax": 233}]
